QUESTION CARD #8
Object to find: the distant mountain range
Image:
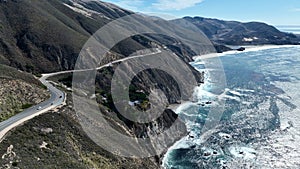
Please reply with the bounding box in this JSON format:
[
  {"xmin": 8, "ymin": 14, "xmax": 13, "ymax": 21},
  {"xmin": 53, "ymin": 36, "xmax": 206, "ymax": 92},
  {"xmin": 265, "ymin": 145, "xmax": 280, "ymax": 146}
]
[{"xmin": 173, "ymin": 17, "xmax": 300, "ymax": 46}]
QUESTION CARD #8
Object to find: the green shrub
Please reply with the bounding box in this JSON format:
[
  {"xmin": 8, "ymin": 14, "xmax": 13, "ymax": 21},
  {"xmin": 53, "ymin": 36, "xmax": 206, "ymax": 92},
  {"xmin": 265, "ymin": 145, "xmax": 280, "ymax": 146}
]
[{"xmin": 21, "ymin": 103, "xmax": 33, "ymax": 109}]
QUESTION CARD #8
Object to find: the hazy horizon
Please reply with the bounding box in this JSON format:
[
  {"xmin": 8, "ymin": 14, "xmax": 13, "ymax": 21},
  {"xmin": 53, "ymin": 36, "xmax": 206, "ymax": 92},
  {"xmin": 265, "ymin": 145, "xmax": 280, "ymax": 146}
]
[{"xmin": 103, "ymin": 0, "xmax": 300, "ymax": 26}]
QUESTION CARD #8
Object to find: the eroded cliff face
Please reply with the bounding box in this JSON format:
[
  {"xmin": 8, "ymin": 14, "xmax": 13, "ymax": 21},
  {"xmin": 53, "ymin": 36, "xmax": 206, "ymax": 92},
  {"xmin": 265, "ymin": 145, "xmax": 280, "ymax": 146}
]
[{"xmin": 68, "ymin": 49, "xmax": 204, "ymax": 166}]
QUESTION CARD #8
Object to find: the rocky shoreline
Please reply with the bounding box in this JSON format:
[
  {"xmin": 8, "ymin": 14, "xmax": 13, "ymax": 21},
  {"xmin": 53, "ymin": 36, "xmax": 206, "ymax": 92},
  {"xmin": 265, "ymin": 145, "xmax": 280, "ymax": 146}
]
[{"xmin": 160, "ymin": 44, "xmax": 300, "ymax": 168}]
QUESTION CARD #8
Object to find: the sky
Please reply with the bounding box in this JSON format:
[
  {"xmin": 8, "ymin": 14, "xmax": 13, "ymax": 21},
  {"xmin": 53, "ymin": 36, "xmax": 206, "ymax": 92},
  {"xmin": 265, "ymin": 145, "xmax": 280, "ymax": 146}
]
[{"xmin": 103, "ymin": 0, "xmax": 300, "ymax": 26}]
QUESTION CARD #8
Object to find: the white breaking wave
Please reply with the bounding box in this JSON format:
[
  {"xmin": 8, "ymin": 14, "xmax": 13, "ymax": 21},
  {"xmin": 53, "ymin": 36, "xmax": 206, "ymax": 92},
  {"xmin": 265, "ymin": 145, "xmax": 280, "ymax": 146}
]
[{"xmin": 193, "ymin": 45, "xmax": 297, "ymax": 61}]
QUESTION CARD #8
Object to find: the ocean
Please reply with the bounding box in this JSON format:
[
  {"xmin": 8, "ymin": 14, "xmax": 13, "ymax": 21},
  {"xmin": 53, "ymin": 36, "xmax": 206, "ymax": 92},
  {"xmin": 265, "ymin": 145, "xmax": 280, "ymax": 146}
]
[
  {"xmin": 163, "ymin": 46, "xmax": 300, "ymax": 169},
  {"xmin": 277, "ymin": 26, "xmax": 300, "ymax": 34}
]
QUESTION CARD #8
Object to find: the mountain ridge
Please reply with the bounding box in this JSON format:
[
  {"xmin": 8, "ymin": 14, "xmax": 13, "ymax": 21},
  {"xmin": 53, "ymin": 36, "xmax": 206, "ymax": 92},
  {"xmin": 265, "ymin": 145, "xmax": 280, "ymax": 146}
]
[{"xmin": 174, "ymin": 16, "xmax": 300, "ymax": 46}]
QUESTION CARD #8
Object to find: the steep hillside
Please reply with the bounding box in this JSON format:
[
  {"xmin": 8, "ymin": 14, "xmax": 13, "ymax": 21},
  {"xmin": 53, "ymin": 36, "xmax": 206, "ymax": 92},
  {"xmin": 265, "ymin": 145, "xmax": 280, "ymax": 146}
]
[
  {"xmin": 0, "ymin": 0, "xmax": 133, "ymax": 73},
  {"xmin": 0, "ymin": 64, "xmax": 49, "ymax": 121},
  {"xmin": 0, "ymin": 107, "xmax": 160, "ymax": 169},
  {"xmin": 0, "ymin": 0, "xmax": 200, "ymax": 73}
]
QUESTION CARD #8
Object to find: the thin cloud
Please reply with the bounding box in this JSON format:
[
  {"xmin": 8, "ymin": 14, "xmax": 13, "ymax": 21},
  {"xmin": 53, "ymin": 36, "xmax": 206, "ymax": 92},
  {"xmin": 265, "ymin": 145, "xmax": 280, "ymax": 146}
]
[
  {"xmin": 152, "ymin": 0, "xmax": 204, "ymax": 11},
  {"xmin": 291, "ymin": 8, "xmax": 300, "ymax": 12},
  {"xmin": 114, "ymin": 0, "xmax": 145, "ymax": 12}
]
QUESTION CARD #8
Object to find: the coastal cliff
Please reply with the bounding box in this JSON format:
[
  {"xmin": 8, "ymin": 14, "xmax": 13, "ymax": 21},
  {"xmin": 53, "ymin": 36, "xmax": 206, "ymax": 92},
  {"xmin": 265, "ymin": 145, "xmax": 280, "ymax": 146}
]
[{"xmin": 0, "ymin": 0, "xmax": 299, "ymax": 168}]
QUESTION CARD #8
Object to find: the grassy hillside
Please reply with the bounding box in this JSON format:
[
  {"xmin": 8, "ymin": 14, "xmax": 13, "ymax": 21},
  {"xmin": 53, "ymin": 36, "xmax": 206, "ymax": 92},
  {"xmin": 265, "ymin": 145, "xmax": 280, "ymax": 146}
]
[
  {"xmin": 0, "ymin": 0, "xmax": 94, "ymax": 73},
  {"xmin": 0, "ymin": 0, "xmax": 213, "ymax": 73},
  {"xmin": 0, "ymin": 64, "xmax": 42, "ymax": 86},
  {"xmin": 0, "ymin": 0, "xmax": 161, "ymax": 73},
  {"xmin": 0, "ymin": 94, "xmax": 159, "ymax": 169},
  {"xmin": 0, "ymin": 64, "xmax": 49, "ymax": 121}
]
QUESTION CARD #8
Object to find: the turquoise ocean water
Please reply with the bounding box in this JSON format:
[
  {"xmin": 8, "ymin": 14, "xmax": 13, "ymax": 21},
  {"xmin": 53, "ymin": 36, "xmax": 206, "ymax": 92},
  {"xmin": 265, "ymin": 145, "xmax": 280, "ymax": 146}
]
[{"xmin": 163, "ymin": 46, "xmax": 300, "ymax": 169}]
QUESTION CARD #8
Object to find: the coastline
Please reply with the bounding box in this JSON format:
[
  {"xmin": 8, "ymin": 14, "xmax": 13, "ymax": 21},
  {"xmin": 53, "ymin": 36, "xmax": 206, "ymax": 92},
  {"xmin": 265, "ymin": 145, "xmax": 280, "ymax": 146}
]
[
  {"xmin": 161, "ymin": 44, "xmax": 299, "ymax": 169},
  {"xmin": 193, "ymin": 45, "xmax": 297, "ymax": 61}
]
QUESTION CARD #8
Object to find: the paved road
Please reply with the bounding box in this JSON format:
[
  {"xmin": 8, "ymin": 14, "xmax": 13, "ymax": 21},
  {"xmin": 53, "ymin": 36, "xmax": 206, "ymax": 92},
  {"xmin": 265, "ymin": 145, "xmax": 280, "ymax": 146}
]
[
  {"xmin": 0, "ymin": 49, "xmax": 162, "ymax": 140},
  {"xmin": 0, "ymin": 75, "xmax": 65, "ymax": 140}
]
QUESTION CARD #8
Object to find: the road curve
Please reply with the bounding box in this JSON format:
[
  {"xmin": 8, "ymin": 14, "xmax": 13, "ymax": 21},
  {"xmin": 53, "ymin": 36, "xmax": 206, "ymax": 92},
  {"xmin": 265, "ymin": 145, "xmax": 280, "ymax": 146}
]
[
  {"xmin": 0, "ymin": 49, "xmax": 162, "ymax": 141},
  {"xmin": 0, "ymin": 74, "xmax": 65, "ymax": 140}
]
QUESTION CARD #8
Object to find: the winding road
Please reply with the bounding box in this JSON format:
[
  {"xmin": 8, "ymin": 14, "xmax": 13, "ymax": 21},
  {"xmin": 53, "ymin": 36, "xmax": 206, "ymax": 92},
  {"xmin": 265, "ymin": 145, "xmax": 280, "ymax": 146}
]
[
  {"xmin": 0, "ymin": 49, "xmax": 162, "ymax": 141},
  {"xmin": 0, "ymin": 74, "xmax": 65, "ymax": 140}
]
